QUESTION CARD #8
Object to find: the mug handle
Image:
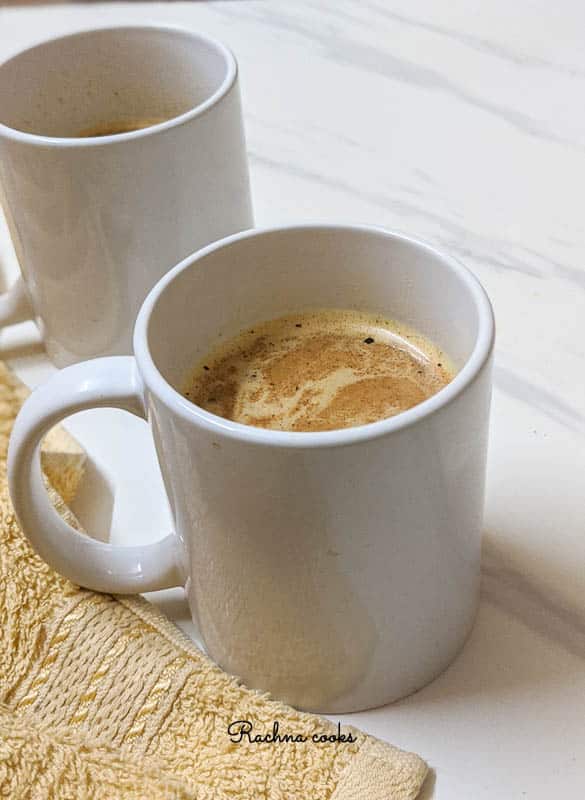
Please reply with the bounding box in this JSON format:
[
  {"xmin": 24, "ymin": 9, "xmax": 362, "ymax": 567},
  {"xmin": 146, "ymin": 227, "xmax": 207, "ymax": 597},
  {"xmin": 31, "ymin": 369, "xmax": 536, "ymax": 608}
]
[
  {"xmin": 0, "ymin": 192, "xmax": 34, "ymax": 327},
  {"xmin": 7, "ymin": 356, "xmax": 185, "ymax": 594},
  {"xmin": 0, "ymin": 275, "xmax": 34, "ymax": 326}
]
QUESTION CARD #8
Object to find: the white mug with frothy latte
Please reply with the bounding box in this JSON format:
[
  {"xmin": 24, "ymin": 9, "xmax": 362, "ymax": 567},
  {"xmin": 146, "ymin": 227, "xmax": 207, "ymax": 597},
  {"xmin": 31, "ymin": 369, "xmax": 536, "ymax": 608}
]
[
  {"xmin": 0, "ymin": 26, "xmax": 252, "ymax": 366},
  {"xmin": 8, "ymin": 225, "xmax": 494, "ymax": 713}
]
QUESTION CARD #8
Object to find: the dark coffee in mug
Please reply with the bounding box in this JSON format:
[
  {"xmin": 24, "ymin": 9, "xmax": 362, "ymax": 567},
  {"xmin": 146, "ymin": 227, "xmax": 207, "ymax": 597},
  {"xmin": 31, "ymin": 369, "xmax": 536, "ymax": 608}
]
[
  {"xmin": 183, "ymin": 309, "xmax": 454, "ymax": 431},
  {"xmin": 76, "ymin": 118, "xmax": 168, "ymax": 137}
]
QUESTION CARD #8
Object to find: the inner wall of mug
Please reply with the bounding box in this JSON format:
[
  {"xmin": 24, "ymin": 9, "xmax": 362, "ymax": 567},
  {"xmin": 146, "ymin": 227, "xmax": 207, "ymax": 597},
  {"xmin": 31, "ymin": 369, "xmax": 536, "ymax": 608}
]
[
  {"xmin": 146, "ymin": 227, "xmax": 482, "ymax": 396},
  {"xmin": 0, "ymin": 27, "xmax": 229, "ymax": 136}
]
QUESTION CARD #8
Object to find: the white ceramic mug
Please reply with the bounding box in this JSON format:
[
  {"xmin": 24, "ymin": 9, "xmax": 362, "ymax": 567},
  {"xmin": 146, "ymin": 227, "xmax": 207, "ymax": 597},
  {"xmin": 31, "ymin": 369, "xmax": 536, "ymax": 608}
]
[
  {"xmin": 8, "ymin": 225, "xmax": 494, "ymax": 713},
  {"xmin": 0, "ymin": 25, "xmax": 252, "ymax": 366}
]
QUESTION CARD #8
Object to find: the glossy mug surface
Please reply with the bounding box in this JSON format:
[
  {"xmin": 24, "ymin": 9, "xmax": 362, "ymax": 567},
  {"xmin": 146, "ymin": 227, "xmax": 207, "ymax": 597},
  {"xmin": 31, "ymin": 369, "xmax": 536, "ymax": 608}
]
[
  {"xmin": 8, "ymin": 225, "xmax": 495, "ymax": 712},
  {"xmin": 0, "ymin": 25, "xmax": 252, "ymax": 366}
]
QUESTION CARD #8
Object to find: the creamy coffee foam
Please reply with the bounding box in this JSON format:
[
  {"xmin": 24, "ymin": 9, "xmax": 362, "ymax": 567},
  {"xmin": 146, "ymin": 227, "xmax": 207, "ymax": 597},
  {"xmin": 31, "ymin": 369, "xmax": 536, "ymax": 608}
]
[{"xmin": 183, "ymin": 309, "xmax": 454, "ymax": 432}]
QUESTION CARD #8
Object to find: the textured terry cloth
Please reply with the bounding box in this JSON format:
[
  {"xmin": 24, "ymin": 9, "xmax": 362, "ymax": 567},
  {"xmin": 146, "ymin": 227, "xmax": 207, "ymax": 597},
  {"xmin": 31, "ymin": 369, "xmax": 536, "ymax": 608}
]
[{"xmin": 0, "ymin": 362, "xmax": 428, "ymax": 799}]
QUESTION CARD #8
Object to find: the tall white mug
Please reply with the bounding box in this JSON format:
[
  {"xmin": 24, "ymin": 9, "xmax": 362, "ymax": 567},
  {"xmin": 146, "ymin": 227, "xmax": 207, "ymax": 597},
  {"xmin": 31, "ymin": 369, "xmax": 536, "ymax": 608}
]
[
  {"xmin": 8, "ymin": 225, "xmax": 494, "ymax": 713},
  {"xmin": 0, "ymin": 26, "xmax": 252, "ymax": 366}
]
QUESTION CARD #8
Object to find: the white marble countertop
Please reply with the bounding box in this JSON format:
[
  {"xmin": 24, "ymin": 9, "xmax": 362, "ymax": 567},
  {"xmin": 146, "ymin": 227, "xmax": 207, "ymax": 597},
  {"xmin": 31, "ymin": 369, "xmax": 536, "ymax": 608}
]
[{"xmin": 2, "ymin": 1, "xmax": 585, "ymax": 796}]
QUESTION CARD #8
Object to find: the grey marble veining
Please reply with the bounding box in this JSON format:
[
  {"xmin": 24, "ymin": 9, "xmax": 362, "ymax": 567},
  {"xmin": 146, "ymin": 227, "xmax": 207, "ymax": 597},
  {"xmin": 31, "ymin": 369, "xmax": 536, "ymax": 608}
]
[
  {"xmin": 482, "ymin": 536, "xmax": 585, "ymax": 662},
  {"xmin": 361, "ymin": 2, "xmax": 585, "ymax": 78},
  {"xmin": 493, "ymin": 365, "xmax": 584, "ymax": 432}
]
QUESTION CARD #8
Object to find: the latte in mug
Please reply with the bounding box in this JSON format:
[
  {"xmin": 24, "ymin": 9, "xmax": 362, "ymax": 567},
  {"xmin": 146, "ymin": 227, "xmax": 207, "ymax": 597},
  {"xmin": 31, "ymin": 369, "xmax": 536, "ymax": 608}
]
[
  {"xmin": 76, "ymin": 118, "xmax": 169, "ymax": 137},
  {"xmin": 183, "ymin": 309, "xmax": 454, "ymax": 432}
]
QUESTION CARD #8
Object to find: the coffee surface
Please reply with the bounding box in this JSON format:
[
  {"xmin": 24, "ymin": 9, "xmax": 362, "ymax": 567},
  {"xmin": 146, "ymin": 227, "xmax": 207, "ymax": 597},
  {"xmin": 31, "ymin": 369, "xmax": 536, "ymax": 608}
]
[
  {"xmin": 183, "ymin": 310, "xmax": 454, "ymax": 432},
  {"xmin": 76, "ymin": 118, "xmax": 167, "ymax": 137}
]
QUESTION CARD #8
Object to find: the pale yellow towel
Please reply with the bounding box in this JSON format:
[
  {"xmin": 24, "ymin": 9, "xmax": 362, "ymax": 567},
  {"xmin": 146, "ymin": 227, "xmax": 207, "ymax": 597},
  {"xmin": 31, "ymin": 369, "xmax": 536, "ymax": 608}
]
[{"xmin": 0, "ymin": 361, "xmax": 428, "ymax": 799}]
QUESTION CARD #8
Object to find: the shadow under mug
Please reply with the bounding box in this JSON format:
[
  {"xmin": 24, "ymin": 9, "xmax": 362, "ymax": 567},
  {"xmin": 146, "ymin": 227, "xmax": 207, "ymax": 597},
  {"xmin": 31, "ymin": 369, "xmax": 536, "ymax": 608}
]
[
  {"xmin": 8, "ymin": 225, "xmax": 495, "ymax": 713},
  {"xmin": 0, "ymin": 25, "xmax": 252, "ymax": 366}
]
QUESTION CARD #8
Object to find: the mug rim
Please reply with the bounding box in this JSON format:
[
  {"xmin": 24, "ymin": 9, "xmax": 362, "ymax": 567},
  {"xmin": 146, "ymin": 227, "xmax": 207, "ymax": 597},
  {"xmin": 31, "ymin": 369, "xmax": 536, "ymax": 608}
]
[
  {"xmin": 0, "ymin": 24, "xmax": 237, "ymax": 147},
  {"xmin": 134, "ymin": 224, "xmax": 495, "ymax": 449}
]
